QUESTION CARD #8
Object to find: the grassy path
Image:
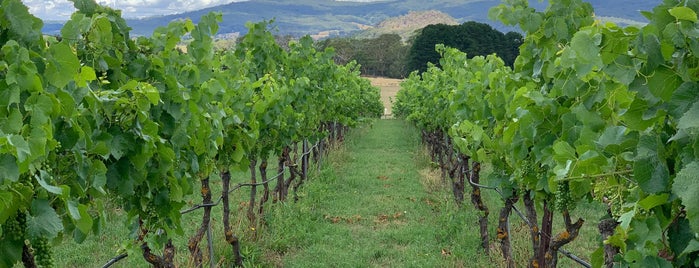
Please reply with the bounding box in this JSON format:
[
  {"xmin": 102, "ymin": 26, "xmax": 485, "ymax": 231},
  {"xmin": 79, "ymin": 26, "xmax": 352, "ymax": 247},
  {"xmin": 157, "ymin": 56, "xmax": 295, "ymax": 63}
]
[{"xmin": 261, "ymin": 119, "xmax": 488, "ymax": 267}]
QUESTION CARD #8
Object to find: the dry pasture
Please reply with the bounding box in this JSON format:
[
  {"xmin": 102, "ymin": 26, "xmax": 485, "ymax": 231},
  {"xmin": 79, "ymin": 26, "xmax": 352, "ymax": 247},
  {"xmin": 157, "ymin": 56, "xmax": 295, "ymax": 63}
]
[{"xmin": 367, "ymin": 77, "xmax": 402, "ymax": 118}]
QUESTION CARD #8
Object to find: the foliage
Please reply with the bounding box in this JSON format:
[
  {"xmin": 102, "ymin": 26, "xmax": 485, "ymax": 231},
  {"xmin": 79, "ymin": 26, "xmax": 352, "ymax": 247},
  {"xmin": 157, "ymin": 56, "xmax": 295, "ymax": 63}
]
[
  {"xmin": 394, "ymin": 0, "xmax": 699, "ymax": 266},
  {"xmin": 316, "ymin": 34, "xmax": 410, "ymax": 78},
  {"xmin": 0, "ymin": 0, "xmax": 382, "ymax": 266},
  {"xmin": 406, "ymin": 21, "xmax": 522, "ymax": 73}
]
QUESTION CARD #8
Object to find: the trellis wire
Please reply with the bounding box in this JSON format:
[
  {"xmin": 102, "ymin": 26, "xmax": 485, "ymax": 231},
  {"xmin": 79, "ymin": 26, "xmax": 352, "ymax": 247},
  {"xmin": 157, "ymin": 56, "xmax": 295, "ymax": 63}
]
[
  {"xmin": 102, "ymin": 139, "xmax": 322, "ymax": 268},
  {"xmin": 468, "ymin": 169, "xmax": 592, "ymax": 268}
]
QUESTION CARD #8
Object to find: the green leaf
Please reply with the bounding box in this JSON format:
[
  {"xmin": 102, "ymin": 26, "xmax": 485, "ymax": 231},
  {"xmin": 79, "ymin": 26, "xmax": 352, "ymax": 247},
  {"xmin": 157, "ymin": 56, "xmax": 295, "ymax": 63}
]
[
  {"xmin": 672, "ymin": 161, "xmax": 699, "ymax": 233},
  {"xmin": 668, "ymin": 217, "xmax": 694, "ymax": 257},
  {"xmin": 619, "ymin": 209, "xmax": 636, "ymax": 230},
  {"xmin": 27, "ymin": 199, "xmax": 63, "ymax": 239},
  {"xmin": 590, "ymin": 246, "xmax": 604, "ymax": 268},
  {"xmin": 8, "ymin": 135, "xmax": 31, "ymax": 165},
  {"xmin": 90, "ymin": 160, "xmax": 107, "ymax": 190},
  {"xmin": 0, "ymin": 154, "xmax": 20, "ymax": 183},
  {"xmin": 76, "ymin": 66, "xmax": 97, "ymax": 87},
  {"xmin": 87, "ymin": 16, "xmax": 113, "ymax": 48},
  {"xmin": 1, "ymin": 107, "xmax": 23, "ymax": 134},
  {"xmin": 67, "ymin": 201, "xmax": 93, "ymax": 235},
  {"xmin": 681, "ymin": 239, "xmax": 699, "ymax": 256},
  {"xmin": 231, "ymin": 142, "xmax": 245, "ymax": 163},
  {"xmin": 677, "ymin": 101, "xmax": 699, "ymax": 130},
  {"xmin": 109, "ymin": 133, "xmax": 130, "ymax": 159},
  {"xmin": 0, "ymin": 237, "xmax": 23, "ymax": 268},
  {"xmin": 1, "ymin": 0, "xmax": 44, "ymax": 46},
  {"xmin": 669, "ymin": 6, "xmax": 698, "ymax": 22},
  {"xmin": 668, "ymin": 82, "xmax": 699, "ymax": 119},
  {"xmin": 140, "ymin": 83, "xmax": 160, "ymax": 105},
  {"xmin": 647, "ymin": 67, "xmax": 682, "ymax": 102},
  {"xmin": 60, "ymin": 13, "xmax": 87, "ymax": 42},
  {"xmin": 72, "ymin": 0, "xmax": 100, "ymax": 15},
  {"xmin": 565, "ymin": 28, "xmax": 603, "ymax": 77},
  {"xmin": 634, "ymin": 134, "xmax": 669, "ymax": 194},
  {"xmin": 24, "ymin": 94, "xmax": 55, "ymax": 125},
  {"xmin": 46, "ymin": 42, "xmax": 80, "ymax": 88},
  {"xmin": 596, "ymin": 126, "xmax": 633, "ymax": 154},
  {"xmin": 37, "ymin": 170, "xmax": 64, "ymax": 195},
  {"xmin": 553, "ymin": 140, "xmax": 577, "ymax": 161},
  {"xmin": 604, "ymin": 55, "xmax": 637, "ymax": 84},
  {"xmin": 638, "ymin": 193, "xmax": 669, "ymax": 210}
]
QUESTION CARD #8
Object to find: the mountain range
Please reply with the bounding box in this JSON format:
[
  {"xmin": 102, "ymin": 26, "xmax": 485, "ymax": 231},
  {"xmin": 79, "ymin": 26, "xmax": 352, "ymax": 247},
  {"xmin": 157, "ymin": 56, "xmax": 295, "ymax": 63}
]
[{"xmin": 42, "ymin": 0, "xmax": 662, "ymax": 38}]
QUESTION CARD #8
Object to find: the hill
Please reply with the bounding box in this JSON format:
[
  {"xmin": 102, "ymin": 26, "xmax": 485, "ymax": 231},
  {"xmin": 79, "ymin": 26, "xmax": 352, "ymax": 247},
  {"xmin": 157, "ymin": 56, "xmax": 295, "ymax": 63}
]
[
  {"xmin": 42, "ymin": 0, "xmax": 662, "ymax": 37},
  {"xmin": 355, "ymin": 10, "xmax": 459, "ymax": 41}
]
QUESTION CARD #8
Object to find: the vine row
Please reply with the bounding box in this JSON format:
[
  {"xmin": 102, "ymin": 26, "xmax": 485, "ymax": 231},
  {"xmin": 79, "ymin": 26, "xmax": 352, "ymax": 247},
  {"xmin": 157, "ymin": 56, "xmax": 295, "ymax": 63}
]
[
  {"xmin": 0, "ymin": 0, "xmax": 383, "ymax": 267},
  {"xmin": 394, "ymin": 0, "xmax": 699, "ymax": 267}
]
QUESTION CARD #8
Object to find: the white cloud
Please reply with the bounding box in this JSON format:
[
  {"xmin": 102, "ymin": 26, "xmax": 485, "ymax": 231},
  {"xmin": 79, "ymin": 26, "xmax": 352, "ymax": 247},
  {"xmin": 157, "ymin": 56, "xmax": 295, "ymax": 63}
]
[
  {"xmin": 21, "ymin": 0, "xmax": 241, "ymax": 21},
  {"xmin": 22, "ymin": 0, "xmax": 382, "ymax": 21}
]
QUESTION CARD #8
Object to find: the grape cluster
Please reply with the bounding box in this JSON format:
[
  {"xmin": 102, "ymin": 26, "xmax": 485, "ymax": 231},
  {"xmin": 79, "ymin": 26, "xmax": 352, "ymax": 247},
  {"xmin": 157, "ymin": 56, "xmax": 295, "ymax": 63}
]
[
  {"xmin": 32, "ymin": 236, "xmax": 54, "ymax": 268},
  {"xmin": 2, "ymin": 212, "xmax": 27, "ymax": 241},
  {"xmin": 555, "ymin": 181, "xmax": 575, "ymax": 212}
]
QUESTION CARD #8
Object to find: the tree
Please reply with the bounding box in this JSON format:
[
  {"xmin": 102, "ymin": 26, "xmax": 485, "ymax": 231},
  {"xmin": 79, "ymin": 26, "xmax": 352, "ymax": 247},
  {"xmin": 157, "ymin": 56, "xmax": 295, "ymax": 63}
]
[
  {"xmin": 317, "ymin": 34, "xmax": 410, "ymax": 78},
  {"xmin": 407, "ymin": 21, "xmax": 522, "ymax": 73}
]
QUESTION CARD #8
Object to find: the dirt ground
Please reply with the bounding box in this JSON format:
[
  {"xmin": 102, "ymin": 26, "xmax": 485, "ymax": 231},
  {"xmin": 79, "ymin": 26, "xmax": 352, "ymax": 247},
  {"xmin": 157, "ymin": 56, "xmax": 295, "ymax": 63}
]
[{"xmin": 367, "ymin": 77, "xmax": 403, "ymax": 118}]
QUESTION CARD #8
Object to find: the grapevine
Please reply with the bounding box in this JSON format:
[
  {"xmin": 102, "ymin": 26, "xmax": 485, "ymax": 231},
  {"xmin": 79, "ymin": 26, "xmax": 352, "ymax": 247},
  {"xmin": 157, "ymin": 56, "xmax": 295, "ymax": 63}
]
[
  {"xmin": 0, "ymin": 0, "xmax": 382, "ymax": 266},
  {"xmin": 395, "ymin": 0, "xmax": 699, "ymax": 266}
]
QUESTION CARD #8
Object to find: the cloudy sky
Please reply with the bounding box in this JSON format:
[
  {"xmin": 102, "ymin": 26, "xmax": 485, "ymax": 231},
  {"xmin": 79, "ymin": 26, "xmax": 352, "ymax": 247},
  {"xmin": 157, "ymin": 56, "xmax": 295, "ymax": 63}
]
[
  {"xmin": 22, "ymin": 0, "xmax": 379, "ymax": 21},
  {"xmin": 22, "ymin": 0, "xmax": 238, "ymax": 21}
]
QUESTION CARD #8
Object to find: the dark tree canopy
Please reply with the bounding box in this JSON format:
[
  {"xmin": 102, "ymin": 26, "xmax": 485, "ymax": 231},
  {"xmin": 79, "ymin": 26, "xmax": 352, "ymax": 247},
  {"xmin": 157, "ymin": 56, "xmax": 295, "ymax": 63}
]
[
  {"xmin": 317, "ymin": 34, "xmax": 410, "ymax": 78},
  {"xmin": 407, "ymin": 21, "xmax": 522, "ymax": 73}
]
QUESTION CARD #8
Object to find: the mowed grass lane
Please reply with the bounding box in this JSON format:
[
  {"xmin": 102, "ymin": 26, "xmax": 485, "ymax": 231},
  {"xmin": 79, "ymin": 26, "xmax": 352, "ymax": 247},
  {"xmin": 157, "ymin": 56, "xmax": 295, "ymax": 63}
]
[{"xmin": 260, "ymin": 120, "xmax": 493, "ymax": 267}]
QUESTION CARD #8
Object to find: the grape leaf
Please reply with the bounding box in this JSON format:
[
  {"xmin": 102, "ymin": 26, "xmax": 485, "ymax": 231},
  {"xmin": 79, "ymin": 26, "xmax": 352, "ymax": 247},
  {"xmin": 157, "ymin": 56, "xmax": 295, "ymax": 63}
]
[
  {"xmin": 672, "ymin": 161, "xmax": 699, "ymax": 233},
  {"xmin": 638, "ymin": 193, "xmax": 669, "ymax": 210},
  {"xmin": 46, "ymin": 42, "xmax": 80, "ymax": 88},
  {"xmin": 677, "ymin": 101, "xmax": 699, "ymax": 130},
  {"xmin": 1, "ymin": 108, "xmax": 23, "ymax": 134},
  {"xmin": 634, "ymin": 134, "xmax": 669, "ymax": 194},
  {"xmin": 669, "ymin": 6, "xmax": 698, "ymax": 22},
  {"xmin": 67, "ymin": 201, "xmax": 93, "ymax": 235},
  {"xmin": 0, "ymin": 154, "xmax": 20, "ymax": 183},
  {"xmin": 8, "ymin": 135, "xmax": 30, "ymax": 165},
  {"xmin": 37, "ymin": 170, "xmax": 64, "ymax": 195},
  {"xmin": 647, "ymin": 66, "xmax": 682, "ymax": 102},
  {"xmin": 2, "ymin": 0, "xmax": 44, "ymax": 46},
  {"xmin": 27, "ymin": 199, "xmax": 63, "ymax": 239}
]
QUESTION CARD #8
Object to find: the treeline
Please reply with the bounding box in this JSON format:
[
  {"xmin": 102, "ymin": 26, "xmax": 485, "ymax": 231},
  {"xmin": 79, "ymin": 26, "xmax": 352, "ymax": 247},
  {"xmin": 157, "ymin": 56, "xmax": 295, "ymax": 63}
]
[
  {"xmin": 316, "ymin": 21, "xmax": 522, "ymax": 78},
  {"xmin": 316, "ymin": 33, "xmax": 410, "ymax": 78}
]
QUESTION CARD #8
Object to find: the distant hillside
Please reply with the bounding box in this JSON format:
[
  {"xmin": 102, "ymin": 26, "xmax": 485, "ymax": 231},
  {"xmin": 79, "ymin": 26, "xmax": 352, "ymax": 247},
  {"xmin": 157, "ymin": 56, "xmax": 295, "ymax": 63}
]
[
  {"xmin": 41, "ymin": 0, "xmax": 662, "ymax": 37},
  {"xmin": 356, "ymin": 10, "xmax": 459, "ymax": 41}
]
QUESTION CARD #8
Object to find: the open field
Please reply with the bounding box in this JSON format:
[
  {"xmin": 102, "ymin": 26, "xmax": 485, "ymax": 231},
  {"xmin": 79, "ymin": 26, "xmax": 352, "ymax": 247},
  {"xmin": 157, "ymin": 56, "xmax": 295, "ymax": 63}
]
[{"xmin": 367, "ymin": 77, "xmax": 403, "ymax": 118}]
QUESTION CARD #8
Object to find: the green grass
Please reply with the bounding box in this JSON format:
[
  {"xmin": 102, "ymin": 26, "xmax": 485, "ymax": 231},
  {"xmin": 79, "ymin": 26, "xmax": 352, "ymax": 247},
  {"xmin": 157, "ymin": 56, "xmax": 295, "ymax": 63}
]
[
  {"xmin": 257, "ymin": 120, "xmax": 493, "ymax": 267},
  {"xmin": 51, "ymin": 119, "xmax": 602, "ymax": 267}
]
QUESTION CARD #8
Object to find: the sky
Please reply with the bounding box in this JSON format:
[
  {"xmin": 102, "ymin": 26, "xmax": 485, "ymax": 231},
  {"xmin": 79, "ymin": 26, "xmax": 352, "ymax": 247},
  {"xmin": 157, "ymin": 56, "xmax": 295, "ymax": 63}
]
[
  {"xmin": 22, "ymin": 0, "xmax": 238, "ymax": 21},
  {"xmin": 22, "ymin": 0, "xmax": 379, "ymax": 21}
]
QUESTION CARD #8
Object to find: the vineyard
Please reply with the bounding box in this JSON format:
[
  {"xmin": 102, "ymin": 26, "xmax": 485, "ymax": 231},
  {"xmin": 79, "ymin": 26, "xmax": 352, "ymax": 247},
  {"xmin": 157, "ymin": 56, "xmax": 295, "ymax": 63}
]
[
  {"xmin": 0, "ymin": 0, "xmax": 383, "ymax": 267},
  {"xmin": 394, "ymin": 0, "xmax": 699, "ymax": 267},
  {"xmin": 2, "ymin": 0, "xmax": 699, "ymax": 267}
]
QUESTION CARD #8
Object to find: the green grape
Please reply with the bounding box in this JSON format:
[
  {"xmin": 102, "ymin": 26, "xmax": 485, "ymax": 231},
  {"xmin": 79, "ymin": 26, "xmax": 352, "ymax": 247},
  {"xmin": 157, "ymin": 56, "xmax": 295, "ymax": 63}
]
[
  {"xmin": 32, "ymin": 236, "xmax": 54, "ymax": 268},
  {"xmin": 1, "ymin": 211, "xmax": 27, "ymax": 241},
  {"xmin": 555, "ymin": 181, "xmax": 574, "ymax": 212}
]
